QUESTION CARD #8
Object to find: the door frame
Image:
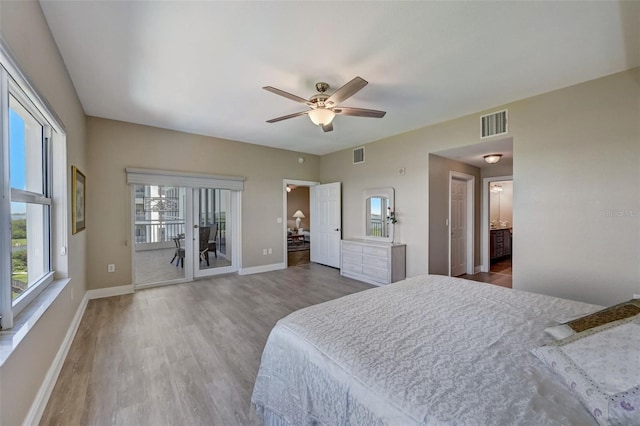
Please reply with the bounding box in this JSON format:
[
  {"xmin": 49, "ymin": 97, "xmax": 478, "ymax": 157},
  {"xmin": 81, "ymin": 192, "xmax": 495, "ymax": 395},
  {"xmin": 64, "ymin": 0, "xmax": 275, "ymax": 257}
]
[
  {"xmin": 481, "ymin": 175, "xmax": 513, "ymax": 272},
  {"xmin": 282, "ymin": 179, "xmax": 319, "ymax": 266},
  {"xmin": 448, "ymin": 171, "xmax": 475, "ymax": 276}
]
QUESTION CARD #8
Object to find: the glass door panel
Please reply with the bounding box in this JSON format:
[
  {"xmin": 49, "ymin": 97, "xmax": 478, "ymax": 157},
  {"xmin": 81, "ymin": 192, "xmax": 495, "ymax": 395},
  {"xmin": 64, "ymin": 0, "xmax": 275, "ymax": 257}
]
[
  {"xmin": 133, "ymin": 184, "xmax": 188, "ymax": 286},
  {"xmin": 194, "ymin": 188, "xmax": 234, "ymax": 277}
]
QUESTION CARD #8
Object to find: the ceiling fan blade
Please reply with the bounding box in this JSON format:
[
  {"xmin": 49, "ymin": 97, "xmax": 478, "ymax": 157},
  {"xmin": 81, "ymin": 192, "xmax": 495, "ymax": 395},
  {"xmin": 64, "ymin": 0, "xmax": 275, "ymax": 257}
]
[
  {"xmin": 263, "ymin": 86, "xmax": 313, "ymax": 106},
  {"xmin": 321, "ymin": 122, "xmax": 334, "ymax": 132},
  {"xmin": 333, "ymin": 107, "xmax": 386, "ymax": 118},
  {"xmin": 325, "ymin": 76, "xmax": 368, "ymax": 107},
  {"xmin": 266, "ymin": 110, "xmax": 309, "ymax": 123}
]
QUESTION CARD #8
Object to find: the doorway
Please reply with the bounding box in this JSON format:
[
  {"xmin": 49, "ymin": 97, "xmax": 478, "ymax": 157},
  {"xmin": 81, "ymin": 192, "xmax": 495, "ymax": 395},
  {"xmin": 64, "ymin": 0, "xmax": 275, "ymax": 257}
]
[
  {"xmin": 286, "ymin": 183, "xmax": 311, "ymax": 267},
  {"xmin": 482, "ymin": 176, "xmax": 513, "ymax": 275},
  {"xmin": 282, "ymin": 180, "xmax": 342, "ymax": 268}
]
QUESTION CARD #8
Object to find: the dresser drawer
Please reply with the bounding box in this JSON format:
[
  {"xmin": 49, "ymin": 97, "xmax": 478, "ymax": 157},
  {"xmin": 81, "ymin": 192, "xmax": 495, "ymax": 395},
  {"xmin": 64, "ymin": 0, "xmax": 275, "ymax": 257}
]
[
  {"xmin": 341, "ymin": 239, "xmax": 406, "ymax": 286},
  {"xmin": 343, "ymin": 252, "xmax": 363, "ymax": 265},
  {"xmin": 362, "ymin": 245, "xmax": 388, "ymax": 258},
  {"xmin": 363, "ymin": 266, "xmax": 388, "ymax": 282},
  {"xmin": 342, "ymin": 261, "xmax": 363, "ymax": 275},
  {"xmin": 363, "ymin": 255, "xmax": 388, "ymax": 269},
  {"xmin": 342, "ymin": 241, "xmax": 363, "ymax": 254}
]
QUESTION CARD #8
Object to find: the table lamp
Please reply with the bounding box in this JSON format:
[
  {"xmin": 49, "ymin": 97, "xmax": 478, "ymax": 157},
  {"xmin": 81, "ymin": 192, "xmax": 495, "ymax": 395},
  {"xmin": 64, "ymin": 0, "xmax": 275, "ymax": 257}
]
[{"xmin": 293, "ymin": 210, "xmax": 305, "ymax": 229}]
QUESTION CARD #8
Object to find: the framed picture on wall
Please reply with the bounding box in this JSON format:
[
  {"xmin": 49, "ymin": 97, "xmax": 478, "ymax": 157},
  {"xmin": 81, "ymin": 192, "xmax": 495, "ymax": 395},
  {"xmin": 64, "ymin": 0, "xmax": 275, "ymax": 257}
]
[{"xmin": 72, "ymin": 166, "xmax": 86, "ymax": 234}]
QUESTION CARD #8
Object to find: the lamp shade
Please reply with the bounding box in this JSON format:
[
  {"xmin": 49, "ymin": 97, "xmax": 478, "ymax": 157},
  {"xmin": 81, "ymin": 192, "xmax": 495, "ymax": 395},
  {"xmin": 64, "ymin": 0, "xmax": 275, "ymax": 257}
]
[
  {"xmin": 483, "ymin": 154, "xmax": 503, "ymax": 164},
  {"xmin": 308, "ymin": 108, "xmax": 335, "ymax": 126},
  {"xmin": 293, "ymin": 209, "xmax": 305, "ymax": 229}
]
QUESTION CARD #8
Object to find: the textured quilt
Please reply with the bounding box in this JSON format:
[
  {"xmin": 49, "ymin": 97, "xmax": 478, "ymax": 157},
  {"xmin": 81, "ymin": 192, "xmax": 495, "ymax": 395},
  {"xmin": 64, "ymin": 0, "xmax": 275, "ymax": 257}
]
[{"xmin": 252, "ymin": 274, "xmax": 603, "ymax": 425}]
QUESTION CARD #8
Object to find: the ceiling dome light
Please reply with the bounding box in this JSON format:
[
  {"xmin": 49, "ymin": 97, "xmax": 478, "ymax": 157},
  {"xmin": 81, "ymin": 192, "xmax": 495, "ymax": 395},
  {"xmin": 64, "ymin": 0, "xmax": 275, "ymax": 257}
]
[
  {"xmin": 483, "ymin": 154, "xmax": 503, "ymax": 164},
  {"xmin": 308, "ymin": 108, "xmax": 336, "ymax": 126}
]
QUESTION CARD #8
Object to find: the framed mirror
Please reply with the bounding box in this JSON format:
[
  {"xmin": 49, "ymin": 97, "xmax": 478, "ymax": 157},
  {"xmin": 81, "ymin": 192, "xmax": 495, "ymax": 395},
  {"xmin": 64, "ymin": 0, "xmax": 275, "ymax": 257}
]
[{"xmin": 363, "ymin": 187, "xmax": 394, "ymax": 242}]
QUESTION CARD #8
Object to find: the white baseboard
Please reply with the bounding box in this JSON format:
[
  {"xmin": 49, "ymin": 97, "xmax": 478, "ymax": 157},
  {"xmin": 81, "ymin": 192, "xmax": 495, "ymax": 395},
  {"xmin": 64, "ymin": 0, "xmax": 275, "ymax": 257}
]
[
  {"xmin": 239, "ymin": 263, "xmax": 286, "ymax": 275},
  {"xmin": 475, "ymin": 265, "xmax": 482, "ymax": 274},
  {"xmin": 86, "ymin": 284, "xmax": 134, "ymax": 300},
  {"xmin": 23, "ymin": 292, "xmax": 89, "ymax": 426}
]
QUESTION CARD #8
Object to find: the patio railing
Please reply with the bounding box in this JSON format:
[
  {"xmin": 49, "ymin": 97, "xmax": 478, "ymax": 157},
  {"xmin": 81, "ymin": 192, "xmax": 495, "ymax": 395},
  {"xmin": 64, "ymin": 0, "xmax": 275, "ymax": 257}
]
[
  {"xmin": 134, "ymin": 220, "xmax": 227, "ymax": 244},
  {"xmin": 135, "ymin": 221, "xmax": 185, "ymax": 243}
]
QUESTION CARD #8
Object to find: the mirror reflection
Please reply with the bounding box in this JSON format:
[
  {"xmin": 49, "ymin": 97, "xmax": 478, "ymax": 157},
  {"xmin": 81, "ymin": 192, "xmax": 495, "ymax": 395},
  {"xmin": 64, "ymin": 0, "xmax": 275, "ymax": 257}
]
[
  {"xmin": 366, "ymin": 196, "xmax": 391, "ymax": 238},
  {"xmin": 364, "ymin": 187, "xmax": 394, "ymax": 242}
]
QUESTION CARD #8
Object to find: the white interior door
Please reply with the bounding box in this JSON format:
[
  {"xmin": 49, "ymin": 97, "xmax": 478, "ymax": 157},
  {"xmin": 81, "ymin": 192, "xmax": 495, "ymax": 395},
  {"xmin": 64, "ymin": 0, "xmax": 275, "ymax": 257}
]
[
  {"xmin": 450, "ymin": 178, "xmax": 467, "ymax": 276},
  {"xmin": 310, "ymin": 182, "xmax": 341, "ymax": 268}
]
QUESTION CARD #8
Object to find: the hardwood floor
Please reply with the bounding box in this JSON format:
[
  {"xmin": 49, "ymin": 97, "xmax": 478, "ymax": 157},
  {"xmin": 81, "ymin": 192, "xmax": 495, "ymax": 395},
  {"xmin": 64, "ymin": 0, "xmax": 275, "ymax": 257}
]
[
  {"xmin": 459, "ymin": 257, "xmax": 512, "ymax": 288},
  {"xmin": 287, "ymin": 248, "xmax": 310, "ymax": 267},
  {"xmin": 40, "ymin": 264, "xmax": 372, "ymax": 426}
]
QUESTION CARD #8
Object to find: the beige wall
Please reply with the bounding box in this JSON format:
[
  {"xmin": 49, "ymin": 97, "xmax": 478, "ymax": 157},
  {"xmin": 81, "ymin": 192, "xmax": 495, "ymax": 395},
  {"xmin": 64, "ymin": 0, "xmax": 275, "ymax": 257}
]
[
  {"xmin": 0, "ymin": 1, "xmax": 87, "ymax": 425},
  {"xmin": 287, "ymin": 186, "xmax": 310, "ymax": 230},
  {"xmin": 321, "ymin": 68, "xmax": 639, "ymax": 306},
  {"xmin": 510, "ymin": 68, "xmax": 639, "ymax": 305},
  {"xmin": 86, "ymin": 117, "xmax": 319, "ymax": 289}
]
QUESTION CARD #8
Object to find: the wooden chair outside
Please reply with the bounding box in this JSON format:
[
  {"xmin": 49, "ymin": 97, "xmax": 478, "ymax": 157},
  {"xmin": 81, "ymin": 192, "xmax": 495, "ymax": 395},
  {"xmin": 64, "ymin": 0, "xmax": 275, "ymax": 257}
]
[
  {"xmin": 199, "ymin": 226, "xmax": 211, "ymax": 266},
  {"xmin": 170, "ymin": 235, "xmax": 185, "ymax": 268},
  {"xmin": 208, "ymin": 224, "xmax": 218, "ymax": 258}
]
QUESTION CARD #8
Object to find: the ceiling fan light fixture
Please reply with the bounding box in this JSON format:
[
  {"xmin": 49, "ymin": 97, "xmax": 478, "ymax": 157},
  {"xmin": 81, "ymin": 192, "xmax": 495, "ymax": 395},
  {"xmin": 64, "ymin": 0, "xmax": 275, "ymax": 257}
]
[
  {"xmin": 308, "ymin": 108, "xmax": 335, "ymax": 126},
  {"xmin": 483, "ymin": 154, "xmax": 503, "ymax": 164}
]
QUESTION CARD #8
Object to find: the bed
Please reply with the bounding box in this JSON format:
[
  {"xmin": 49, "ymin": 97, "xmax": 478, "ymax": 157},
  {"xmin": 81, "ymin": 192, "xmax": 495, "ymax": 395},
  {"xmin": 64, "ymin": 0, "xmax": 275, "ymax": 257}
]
[{"xmin": 251, "ymin": 274, "xmax": 620, "ymax": 425}]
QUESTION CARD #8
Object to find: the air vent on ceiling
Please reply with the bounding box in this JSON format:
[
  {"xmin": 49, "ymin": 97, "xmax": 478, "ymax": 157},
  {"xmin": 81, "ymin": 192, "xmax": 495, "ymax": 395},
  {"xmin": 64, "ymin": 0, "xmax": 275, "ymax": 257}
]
[
  {"xmin": 353, "ymin": 147, "xmax": 365, "ymax": 164},
  {"xmin": 480, "ymin": 109, "xmax": 508, "ymax": 139}
]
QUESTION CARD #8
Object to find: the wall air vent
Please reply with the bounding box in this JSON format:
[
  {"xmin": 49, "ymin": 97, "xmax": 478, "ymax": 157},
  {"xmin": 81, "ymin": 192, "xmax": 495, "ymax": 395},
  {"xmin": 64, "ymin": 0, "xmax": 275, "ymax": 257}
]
[
  {"xmin": 353, "ymin": 146, "xmax": 365, "ymax": 164},
  {"xmin": 480, "ymin": 109, "xmax": 508, "ymax": 139}
]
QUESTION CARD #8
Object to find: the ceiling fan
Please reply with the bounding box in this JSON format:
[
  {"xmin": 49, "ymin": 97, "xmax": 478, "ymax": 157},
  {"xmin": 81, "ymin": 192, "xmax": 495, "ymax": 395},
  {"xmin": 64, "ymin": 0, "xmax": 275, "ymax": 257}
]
[{"xmin": 263, "ymin": 76, "xmax": 386, "ymax": 133}]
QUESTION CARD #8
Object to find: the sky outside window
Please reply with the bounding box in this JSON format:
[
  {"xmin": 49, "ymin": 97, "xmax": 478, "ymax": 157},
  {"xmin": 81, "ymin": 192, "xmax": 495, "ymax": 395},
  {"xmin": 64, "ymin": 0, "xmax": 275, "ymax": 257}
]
[{"xmin": 10, "ymin": 107, "xmax": 27, "ymax": 214}]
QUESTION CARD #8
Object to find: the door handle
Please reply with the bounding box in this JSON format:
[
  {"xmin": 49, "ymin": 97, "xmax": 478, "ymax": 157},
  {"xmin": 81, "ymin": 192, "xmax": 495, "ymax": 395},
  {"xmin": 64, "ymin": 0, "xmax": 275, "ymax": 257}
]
[
  {"xmin": 334, "ymin": 228, "xmax": 340, "ymax": 231},
  {"xmin": 194, "ymin": 225, "xmax": 199, "ymax": 228}
]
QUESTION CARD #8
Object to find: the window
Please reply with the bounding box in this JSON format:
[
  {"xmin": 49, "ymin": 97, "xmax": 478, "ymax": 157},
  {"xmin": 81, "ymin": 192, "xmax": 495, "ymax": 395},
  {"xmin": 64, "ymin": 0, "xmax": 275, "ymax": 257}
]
[
  {"xmin": 1, "ymin": 55, "xmax": 66, "ymax": 329},
  {"xmin": 8, "ymin": 92, "xmax": 53, "ymax": 312}
]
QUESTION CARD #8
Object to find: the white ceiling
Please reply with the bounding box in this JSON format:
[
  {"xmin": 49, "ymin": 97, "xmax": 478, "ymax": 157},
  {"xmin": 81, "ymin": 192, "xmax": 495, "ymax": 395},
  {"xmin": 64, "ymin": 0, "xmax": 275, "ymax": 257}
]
[{"xmin": 39, "ymin": 1, "xmax": 639, "ymax": 156}]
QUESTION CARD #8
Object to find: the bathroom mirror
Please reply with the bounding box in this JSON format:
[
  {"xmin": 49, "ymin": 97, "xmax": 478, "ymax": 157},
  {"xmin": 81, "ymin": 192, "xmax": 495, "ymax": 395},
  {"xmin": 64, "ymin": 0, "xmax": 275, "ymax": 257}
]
[{"xmin": 363, "ymin": 187, "xmax": 394, "ymax": 242}]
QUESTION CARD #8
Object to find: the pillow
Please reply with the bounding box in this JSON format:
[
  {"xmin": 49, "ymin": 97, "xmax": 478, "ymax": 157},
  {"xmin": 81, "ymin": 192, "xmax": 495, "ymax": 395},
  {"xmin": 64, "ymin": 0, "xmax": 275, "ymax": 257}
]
[
  {"xmin": 545, "ymin": 299, "xmax": 640, "ymax": 340},
  {"xmin": 532, "ymin": 315, "xmax": 640, "ymax": 426}
]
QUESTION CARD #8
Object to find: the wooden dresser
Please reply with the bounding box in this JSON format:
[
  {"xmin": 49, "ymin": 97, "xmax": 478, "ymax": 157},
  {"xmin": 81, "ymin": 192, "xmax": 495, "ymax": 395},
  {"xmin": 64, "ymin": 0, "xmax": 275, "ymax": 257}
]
[
  {"xmin": 490, "ymin": 228, "xmax": 512, "ymax": 260},
  {"xmin": 341, "ymin": 239, "xmax": 406, "ymax": 286}
]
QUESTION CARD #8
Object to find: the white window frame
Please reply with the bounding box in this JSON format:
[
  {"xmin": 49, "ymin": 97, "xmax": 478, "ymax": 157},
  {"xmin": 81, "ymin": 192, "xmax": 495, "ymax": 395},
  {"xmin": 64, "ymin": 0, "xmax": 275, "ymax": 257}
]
[{"xmin": 1, "ymin": 41, "xmax": 67, "ymax": 329}]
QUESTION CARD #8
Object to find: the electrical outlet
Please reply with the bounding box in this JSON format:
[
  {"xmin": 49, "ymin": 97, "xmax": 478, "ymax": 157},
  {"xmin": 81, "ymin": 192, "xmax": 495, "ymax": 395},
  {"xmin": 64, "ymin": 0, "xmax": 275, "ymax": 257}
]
[
  {"xmin": 268, "ymin": 248, "xmax": 272, "ymax": 254},
  {"xmin": 277, "ymin": 217, "xmax": 282, "ymax": 223},
  {"xmin": 107, "ymin": 264, "xmax": 115, "ymax": 272},
  {"xmin": 633, "ymin": 294, "xmax": 640, "ymax": 299},
  {"xmin": 262, "ymin": 249, "xmax": 267, "ymax": 256}
]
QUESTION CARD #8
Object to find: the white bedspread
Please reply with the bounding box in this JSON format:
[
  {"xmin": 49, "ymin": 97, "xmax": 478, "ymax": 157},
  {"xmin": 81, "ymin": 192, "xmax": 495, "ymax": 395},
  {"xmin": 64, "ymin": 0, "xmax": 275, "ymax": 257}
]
[{"xmin": 251, "ymin": 275, "xmax": 603, "ymax": 425}]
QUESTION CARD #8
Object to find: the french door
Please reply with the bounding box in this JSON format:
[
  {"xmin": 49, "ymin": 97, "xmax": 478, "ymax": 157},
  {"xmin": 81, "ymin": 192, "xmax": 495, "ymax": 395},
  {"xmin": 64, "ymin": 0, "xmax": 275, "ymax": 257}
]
[{"xmin": 132, "ymin": 181, "xmax": 240, "ymax": 288}]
